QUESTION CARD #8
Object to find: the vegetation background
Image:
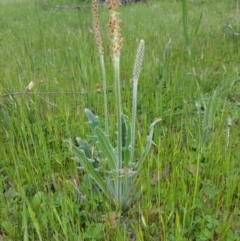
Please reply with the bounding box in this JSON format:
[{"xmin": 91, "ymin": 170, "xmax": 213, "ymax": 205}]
[{"xmin": 0, "ymin": 0, "xmax": 239, "ymax": 240}]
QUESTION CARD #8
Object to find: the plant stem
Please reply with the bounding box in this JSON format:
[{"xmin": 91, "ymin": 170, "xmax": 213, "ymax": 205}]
[
  {"xmin": 131, "ymin": 76, "xmax": 138, "ymax": 162},
  {"xmin": 237, "ymin": 0, "xmax": 239, "ymax": 32},
  {"xmin": 100, "ymin": 55, "xmax": 109, "ymax": 135},
  {"xmin": 113, "ymin": 55, "xmax": 122, "ymax": 207}
]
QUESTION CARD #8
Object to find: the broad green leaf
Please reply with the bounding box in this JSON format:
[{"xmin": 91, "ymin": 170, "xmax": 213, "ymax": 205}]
[
  {"xmin": 122, "ymin": 118, "xmax": 132, "ymax": 167},
  {"xmin": 85, "ymin": 108, "xmax": 100, "ymax": 130},
  {"xmin": 124, "ymin": 118, "xmax": 132, "ymax": 147},
  {"xmin": 121, "ymin": 114, "xmax": 126, "ymax": 149},
  {"xmin": 123, "ymin": 147, "xmax": 132, "ymax": 168},
  {"xmin": 76, "ymin": 137, "xmax": 92, "ymax": 159},
  {"xmin": 72, "ymin": 145, "xmax": 111, "ymax": 199},
  {"xmin": 94, "ymin": 127, "xmax": 116, "ymax": 170},
  {"xmin": 76, "ymin": 138, "xmax": 99, "ymax": 168},
  {"xmin": 72, "ymin": 157, "xmax": 95, "ymax": 164}
]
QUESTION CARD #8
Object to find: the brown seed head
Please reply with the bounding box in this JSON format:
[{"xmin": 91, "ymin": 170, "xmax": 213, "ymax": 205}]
[
  {"xmin": 108, "ymin": 0, "xmax": 123, "ymax": 59},
  {"xmin": 92, "ymin": 0, "xmax": 104, "ymax": 55}
]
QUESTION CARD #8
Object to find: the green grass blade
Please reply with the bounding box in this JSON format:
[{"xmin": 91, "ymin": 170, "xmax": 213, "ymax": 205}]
[
  {"xmin": 193, "ymin": 10, "xmax": 203, "ymax": 38},
  {"xmin": 182, "ymin": 0, "xmax": 189, "ymax": 48},
  {"xmin": 136, "ymin": 118, "xmax": 161, "ymax": 172}
]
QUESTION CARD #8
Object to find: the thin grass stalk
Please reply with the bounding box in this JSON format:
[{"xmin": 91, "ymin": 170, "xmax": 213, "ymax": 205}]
[
  {"xmin": 130, "ymin": 75, "xmax": 137, "ymax": 162},
  {"xmin": 100, "ymin": 55, "xmax": 109, "ymax": 134},
  {"xmin": 237, "ymin": 0, "xmax": 239, "ymax": 32},
  {"xmin": 182, "ymin": 0, "xmax": 189, "ymax": 56},
  {"xmin": 182, "ymin": 0, "xmax": 202, "ymax": 226},
  {"xmin": 92, "ymin": 0, "xmax": 109, "ymax": 134},
  {"xmin": 182, "ymin": 0, "xmax": 205, "ymax": 109}
]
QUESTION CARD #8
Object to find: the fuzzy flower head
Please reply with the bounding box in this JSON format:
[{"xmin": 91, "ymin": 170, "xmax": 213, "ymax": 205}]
[
  {"xmin": 133, "ymin": 40, "xmax": 145, "ymax": 81},
  {"xmin": 92, "ymin": 0, "xmax": 104, "ymax": 55},
  {"xmin": 108, "ymin": 0, "xmax": 123, "ymax": 59}
]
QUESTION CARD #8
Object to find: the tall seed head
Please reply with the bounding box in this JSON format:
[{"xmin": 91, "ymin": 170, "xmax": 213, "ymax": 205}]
[
  {"xmin": 108, "ymin": 0, "xmax": 123, "ymax": 59},
  {"xmin": 133, "ymin": 40, "xmax": 145, "ymax": 80},
  {"xmin": 92, "ymin": 0, "xmax": 104, "ymax": 55}
]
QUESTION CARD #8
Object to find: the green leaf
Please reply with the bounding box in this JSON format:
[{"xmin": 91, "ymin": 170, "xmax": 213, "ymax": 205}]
[
  {"xmin": 121, "ymin": 114, "xmax": 126, "ymax": 149},
  {"xmin": 76, "ymin": 137, "xmax": 99, "ymax": 168},
  {"xmin": 193, "ymin": 10, "xmax": 202, "ymax": 38},
  {"xmin": 2, "ymin": 221, "xmax": 15, "ymax": 236},
  {"xmin": 122, "ymin": 118, "xmax": 132, "ymax": 167},
  {"xmin": 83, "ymin": 223, "xmax": 104, "ymax": 239},
  {"xmin": 85, "ymin": 108, "xmax": 100, "ymax": 130},
  {"xmin": 94, "ymin": 126, "xmax": 116, "ymax": 170},
  {"xmin": 76, "ymin": 137, "xmax": 92, "ymax": 159},
  {"xmin": 72, "ymin": 145, "xmax": 111, "ymax": 199}
]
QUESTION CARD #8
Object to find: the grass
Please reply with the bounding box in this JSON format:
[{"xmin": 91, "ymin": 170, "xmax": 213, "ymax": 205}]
[{"xmin": 0, "ymin": 0, "xmax": 239, "ymax": 240}]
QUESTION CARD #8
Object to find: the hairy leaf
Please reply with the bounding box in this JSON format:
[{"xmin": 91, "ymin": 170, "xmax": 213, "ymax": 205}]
[
  {"xmin": 72, "ymin": 145, "xmax": 111, "ymax": 199},
  {"xmin": 94, "ymin": 126, "xmax": 116, "ymax": 170},
  {"xmin": 85, "ymin": 108, "xmax": 100, "ymax": 130}
]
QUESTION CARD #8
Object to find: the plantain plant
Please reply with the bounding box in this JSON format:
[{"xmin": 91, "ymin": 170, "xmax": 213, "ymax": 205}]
[{"xmin": 66, "ymin": 0, "xmax": 161, "ymax": 211}]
